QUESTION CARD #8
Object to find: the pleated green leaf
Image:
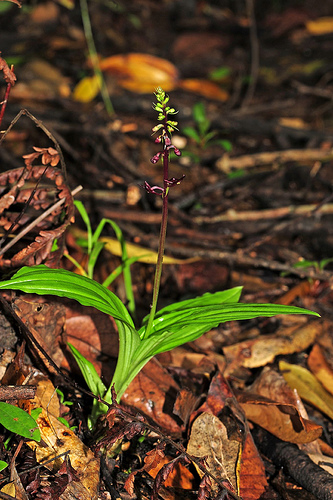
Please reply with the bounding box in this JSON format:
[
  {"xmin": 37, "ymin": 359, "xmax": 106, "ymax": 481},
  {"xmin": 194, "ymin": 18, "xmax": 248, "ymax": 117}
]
[{"xmin": 0, "ymin": 265, "xmax": 134, "ymax": 328}]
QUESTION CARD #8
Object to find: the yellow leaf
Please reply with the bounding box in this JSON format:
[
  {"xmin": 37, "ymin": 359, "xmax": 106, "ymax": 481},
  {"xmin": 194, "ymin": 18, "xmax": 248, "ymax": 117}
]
[
  {"xmin": 279, "ymin": 360, "xmax": 333, "ymax": 420},
  {"xmin": 178, "ymin": 78, "xmax": 229, "ymax": 101},
  {"xmin": 70, "ymin": 227, "xmax": 199, "ymax": 264},
  {"xmin": 1, "ymin": 483, "xmax": 15, "ymax": 496},
  {"xmin": 306, "ymin": 17, "xmax": 333, "ymax": 35},
  {"xmin": 99, "ymin": 53, "xmax": 178, "ymax": 93},
  {"xmin": 72, "ymin": 74, "xmax": 101, "ymax": 103}
]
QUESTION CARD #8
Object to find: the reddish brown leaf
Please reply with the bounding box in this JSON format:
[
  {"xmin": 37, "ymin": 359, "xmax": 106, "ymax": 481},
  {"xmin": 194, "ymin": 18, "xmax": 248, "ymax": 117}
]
[
  {"xmin": 122, "ymin": 358, "xmax": 182, "ymax": 435},
  {"xmin": 239, "ymin": 432, "xmax": 268, "ymax": 500},
  {"xmin": 173, "ymin": 388, "xmax": 199, "ymax": 426}
]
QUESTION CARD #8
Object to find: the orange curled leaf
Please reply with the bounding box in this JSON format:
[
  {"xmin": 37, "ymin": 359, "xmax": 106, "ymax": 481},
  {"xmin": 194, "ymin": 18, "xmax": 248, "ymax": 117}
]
[{"xmin": 99, "ymin": 53, "xmax": 179, "ymax": 93}]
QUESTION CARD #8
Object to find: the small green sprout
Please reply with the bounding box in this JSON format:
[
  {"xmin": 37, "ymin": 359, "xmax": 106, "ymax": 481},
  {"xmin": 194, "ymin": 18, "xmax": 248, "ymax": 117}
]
[{"xmin": 183, "ymin": 101, "xmax": 232, "ymax": 154}]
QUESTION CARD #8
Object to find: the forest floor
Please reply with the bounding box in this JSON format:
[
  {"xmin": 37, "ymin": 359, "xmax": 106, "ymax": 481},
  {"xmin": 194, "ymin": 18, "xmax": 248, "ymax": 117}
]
[{"xmin": 1, "ymin": 0, "xmax": 333, "ymax": 499}]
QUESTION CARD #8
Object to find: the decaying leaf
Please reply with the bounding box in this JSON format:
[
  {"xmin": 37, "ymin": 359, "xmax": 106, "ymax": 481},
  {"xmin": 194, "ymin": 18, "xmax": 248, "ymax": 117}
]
[
  {"xmin": 12, "ymin": 296, "xmax": 66, "ymax": 366},
  {"xmin": 195, "ymin": 372, "xmax": 268, "ymax": 500},
  {"xmin": 224, "ymin": 320, "xmax": 321, "ymax": 374},
  {"xmin": 280, "ymin": 360, "xmax": 333, "ymax": 420},
  {"xmin": 308, "ymin": 343, "xmax": 333, "ymax": 396},
  {"xmin": 99, "ymin": 53, "xmax": 179, "ymax": 93},
  {"xmin": 27, "ymin": 376, "xmax": 100, "ymax": 500},
  {"xmin": 122, "ymin": 358, "xmax": 182, "ymax": 435},
  {"xmin": 238, "ymin": 392, "xmax": 322, "ymax": 444},
  {"xmin": 238, "ymin": 368, "xmax": 322, "ymax": 443},
  {"xmin": 187, "ymin": 412, "xmax": 239, "ymax": 494}
]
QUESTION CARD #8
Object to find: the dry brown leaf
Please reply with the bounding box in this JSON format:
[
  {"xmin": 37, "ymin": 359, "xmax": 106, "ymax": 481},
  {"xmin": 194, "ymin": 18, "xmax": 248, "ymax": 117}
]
[
  {"xmin": 27, "ymin": 376, "xmax": 100, "ymax": 500},
  {"xmin": 178, "ymin": 78, "xmax": 229, "ymax": 101},
  {"xmin": 224, "ymin": 320, "xmax": 321, "ymax": 374},
  {"xmin": 194, "ymin": 372, "xmax": 268, "ymax": 500},
  {"xmin": 64, "ymin": 303, "xmax": 119, "ymax": 382},
  {"xmin": 187, "ymin": 412, "xmax": 239, "ymax": 495},
  {"xmin": 122, "ymin": 358, "xmax": 182, "ymax": 435},
  {"xmin": 99, "ymin": 53, "xmax": 179, "ymax": 93},
  {"xmin": 238, "ymin": 392, "xmax": 322, "ymax": 444},
  {"xmin": 308, "ymin": 344, "xmax": 333, "ymax": 396}
]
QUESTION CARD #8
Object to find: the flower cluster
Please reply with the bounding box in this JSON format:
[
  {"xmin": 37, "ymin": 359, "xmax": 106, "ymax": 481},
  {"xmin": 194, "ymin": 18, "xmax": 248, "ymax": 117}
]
[{"xmin": 144, "ymin": 88, "xmax": 184, "ymax": 196}]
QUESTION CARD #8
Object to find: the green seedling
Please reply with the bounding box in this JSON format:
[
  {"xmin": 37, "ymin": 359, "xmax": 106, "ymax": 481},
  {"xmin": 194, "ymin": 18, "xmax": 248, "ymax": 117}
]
[
  {"xmin": 293, "ymin": 257, "xmax": 333, "ymax": 273},
  {"xmin": 66, "ymin": 200, "xmax": 136, "ymax": 316},
  {"xmin": 56, "ymin": 388, "xmax": 73, "ymax": 407},
  {"xmin": 0, "ymin": 89, "xmax": 319, "ymax": 429},
  {"xmin": 183, "ymin": 101, "xmax": 232, "ymax": 155},
  {"xmin": 56, "ymin": 389, "xmax": 77, "ymax": 430}
]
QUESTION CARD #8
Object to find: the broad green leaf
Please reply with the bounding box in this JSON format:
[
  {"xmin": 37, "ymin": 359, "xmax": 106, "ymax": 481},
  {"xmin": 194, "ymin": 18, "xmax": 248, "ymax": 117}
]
[
  {"xmin": 0, "ymin": 265, "xmax": 134, "ymax": 328},
  {"xmin": 139, "ymin": 303, "xmax": 319, "ymax": 355},
  {"xmin": 0, "ymin": 402, "xmax": 40, "ymax": 441},
  {"xmin": 142, "ymin": 287, "xmax": 243, "ymax": 325},
  {"xmin": 107, "ymin": 320, "xmax": 141, "ymax": 401}
]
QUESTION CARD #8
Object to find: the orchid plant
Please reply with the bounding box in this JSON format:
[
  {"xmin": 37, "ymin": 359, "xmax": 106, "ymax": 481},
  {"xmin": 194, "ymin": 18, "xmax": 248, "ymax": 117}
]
[{"xmin": 0, "ymin": 88, "xmax": 319, "ymax": 427}]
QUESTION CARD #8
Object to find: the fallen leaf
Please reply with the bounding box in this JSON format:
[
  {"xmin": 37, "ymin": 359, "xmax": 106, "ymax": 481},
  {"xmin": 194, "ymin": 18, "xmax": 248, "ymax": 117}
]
[
  {"xmin": 193, "ymin": 372, "xmax": 268, "ymax": 500},
  {"xmin": 178, "ymin": 78, "xmax": 229, "ymax": 101},
  {"xmin": 70, "ymin": 227, "xmax": 199, "ymax": 264},
  {"xmin": 99, "ymin": 53, "xmax": 179, "ymax": 93},
  {"xmin": 238, "ymin": 432, "xmax": 268, "ymax": 500},
  {"xmin": 306, "ymin": 17, "xmax": 333, "ymax": 35},
  {"xmin": 146, "ymin": 453, "xmax": 194, "ymax": 489},
  {"xmin": 122, "ymin": 358, "xmax": 182, "ymax": 435},
  {"xmin": 187, "ymin": 412, "xmax": 239, "ymax": 494},
  {"xmin": 238, "ymin": 392, "xmax": 322, "ymax": 444},
  {"xmin": 280, "ymin": 360, "xmax": 333, "ymax": 420},
  {"xmin": 64, "ymin": 303, "xmax": 119, "ymax": 382},
  {"xmin": 224, "ymin": 320, "xmax": 321, "ymax": 374},
  {"xmin": 308, "ymin": 344, "xmax": 333, "ymax": 396},
  {"xmin": 72, "ymin": 74, "xmax": 101, "ymax": 103},
  {"xmin": 27, "ymin": 376, "xmax": 100, "ymax": 500}
]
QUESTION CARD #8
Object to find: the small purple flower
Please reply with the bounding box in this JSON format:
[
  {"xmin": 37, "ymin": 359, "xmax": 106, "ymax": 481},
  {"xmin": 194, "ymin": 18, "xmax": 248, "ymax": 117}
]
[
  {"xmin": 150, "ymin": 152, "xmax": 161, "ymax": 164},
  {"xmin": 143, "ymin": 181, "xmax": 164, "ymax": 196}
]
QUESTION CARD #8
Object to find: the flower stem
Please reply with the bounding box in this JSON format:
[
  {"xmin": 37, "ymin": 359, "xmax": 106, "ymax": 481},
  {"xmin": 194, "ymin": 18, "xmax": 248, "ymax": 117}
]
[{"xmin": 144, "ymin": 133, "xmax": 169, "ymax": 338}]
